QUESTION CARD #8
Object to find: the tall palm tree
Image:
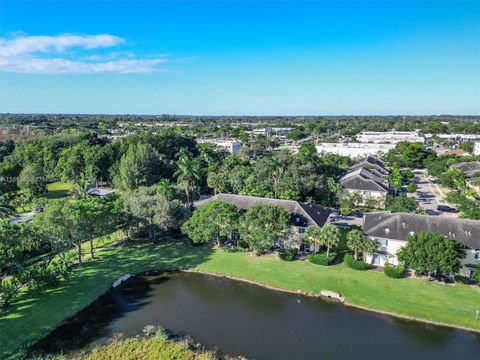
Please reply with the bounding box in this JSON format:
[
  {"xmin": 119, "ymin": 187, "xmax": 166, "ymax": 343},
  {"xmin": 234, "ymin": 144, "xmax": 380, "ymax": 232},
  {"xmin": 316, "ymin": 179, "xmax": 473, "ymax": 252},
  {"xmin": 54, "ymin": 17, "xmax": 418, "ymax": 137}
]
[
  {"xmin": 346, "ymin": 229, "xmax": 376, "ymax": 261},
  {"xmin": 174, "ymin": 155, "xmax": 201, "ymax": 208},
  {"xmin": 319, "ymin": 225, "xmax": 341, "ymax": 257},
  {"xmin": 157, "ymin": 179, "xmax": 176, "ymax": 201}
]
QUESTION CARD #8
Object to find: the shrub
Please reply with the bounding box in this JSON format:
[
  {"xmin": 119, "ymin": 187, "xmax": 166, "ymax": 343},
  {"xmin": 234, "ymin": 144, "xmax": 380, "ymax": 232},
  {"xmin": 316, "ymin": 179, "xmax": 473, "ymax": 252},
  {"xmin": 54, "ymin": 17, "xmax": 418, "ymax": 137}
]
[
  {"xmin": 383, "ymin": 263, "xmax": 405, "ymax": 278},
  {"xmin": 343, "ymin": 254, "xmax": 370, "ymax": 270},
  {"xmin": 340, "ymin": 208, "xmax": 352, "ymax": 216},
  {"xmin": 406, "ymin": 183, "xmax": 417, "ymax": 193},
  {"xmin": 236, "ymin": 239, "xmax": 249, "ymax": 249},
  {"xmin": 308, "ymin": 252, "xmax": 337, "ymax": 266},
  {"xmin": 278, "ymin": 248, "xmax": 297, "ymax": 261},
  {"xmin": 454, "ymin": 275, "xmax": 471, "ymax": 284}
]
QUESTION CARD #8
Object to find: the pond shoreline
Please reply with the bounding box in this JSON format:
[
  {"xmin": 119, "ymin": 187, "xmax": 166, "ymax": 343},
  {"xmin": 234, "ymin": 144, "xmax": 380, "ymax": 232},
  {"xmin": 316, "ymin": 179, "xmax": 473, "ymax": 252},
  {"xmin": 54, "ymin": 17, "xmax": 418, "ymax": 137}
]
[
  {"xmin": 177, "ymin": 269, "xmax": 480, "ymax": 334},
  {"xmin": 30, "ymin": 267, "xmax": 480, "ymax": 356}
]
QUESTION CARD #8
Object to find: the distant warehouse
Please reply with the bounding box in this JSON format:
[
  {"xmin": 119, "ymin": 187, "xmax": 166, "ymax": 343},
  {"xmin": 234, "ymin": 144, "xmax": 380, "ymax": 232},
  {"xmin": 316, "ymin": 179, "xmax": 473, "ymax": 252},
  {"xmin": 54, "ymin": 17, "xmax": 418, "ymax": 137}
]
[
  {"xmin": 316, "ymin": 143, "xmax": 395, "ymax": 158},
  {"xmin": 356, "ymin": 130, "xmax": 424, "ymax": 144}
]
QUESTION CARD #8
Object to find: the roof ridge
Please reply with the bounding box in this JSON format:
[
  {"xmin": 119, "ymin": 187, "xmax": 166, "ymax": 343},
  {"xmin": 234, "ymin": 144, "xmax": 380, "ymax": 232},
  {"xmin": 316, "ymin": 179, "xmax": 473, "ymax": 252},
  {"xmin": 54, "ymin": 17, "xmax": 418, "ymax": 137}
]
[{"xmin": 364, "ymin": 212, "xmax": 397, "ymax": 234}]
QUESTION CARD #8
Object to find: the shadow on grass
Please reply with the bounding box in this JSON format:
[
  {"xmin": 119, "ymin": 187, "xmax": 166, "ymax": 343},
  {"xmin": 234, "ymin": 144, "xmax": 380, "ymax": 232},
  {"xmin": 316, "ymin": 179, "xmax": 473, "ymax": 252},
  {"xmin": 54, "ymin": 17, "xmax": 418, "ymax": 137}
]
[{"xmin": 0, "ymin": 241, "xmax": 214, "ymax": 359}]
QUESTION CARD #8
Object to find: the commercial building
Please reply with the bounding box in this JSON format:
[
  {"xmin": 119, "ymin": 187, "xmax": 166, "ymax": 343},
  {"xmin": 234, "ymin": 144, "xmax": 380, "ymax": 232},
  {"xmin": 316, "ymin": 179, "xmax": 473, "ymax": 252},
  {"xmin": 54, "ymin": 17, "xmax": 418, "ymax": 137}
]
[
  {"xmin": 356, "ymin": 130, "xmax": 424, "ymax": 144},
  {"xmin": 316, "ymin": 143, "xmax": 395, "ymax": 158}
]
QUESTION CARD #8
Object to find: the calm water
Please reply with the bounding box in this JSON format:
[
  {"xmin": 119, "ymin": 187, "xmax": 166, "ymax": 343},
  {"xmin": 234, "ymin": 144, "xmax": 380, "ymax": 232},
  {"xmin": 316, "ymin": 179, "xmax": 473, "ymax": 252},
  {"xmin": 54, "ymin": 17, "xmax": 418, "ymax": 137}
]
[{"xmin": 36, "ymin": 272, "xmax": 480, "ymax": 359}]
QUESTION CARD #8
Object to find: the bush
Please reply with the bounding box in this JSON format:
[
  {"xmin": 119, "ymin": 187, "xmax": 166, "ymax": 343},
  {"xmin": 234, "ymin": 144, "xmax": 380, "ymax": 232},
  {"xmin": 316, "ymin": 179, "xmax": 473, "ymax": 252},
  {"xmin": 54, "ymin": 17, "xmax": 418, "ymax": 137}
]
[
  {"xmin": 406, "ymin": 183, "xmax": 417, "ymax": 193},
  {"xmin": 308, "ymin": 252, "xmax": 337, "ymax": 266},
  {"xmin": 236, "ymin": 239, "xmax": 249, "ymax": 249},
  {"xmin": 340, "ymin": 208, "xmax": 352, "ymax": 216},
  {"xmin": 383, "ymin": 263, "xmax": 405, "ymax": 278},
  {"xmin": 343, "ymin": 254, "xmax": 370, "ymax": 270},
  {"xmin": 454, "ymin": 275, "xmax": 471, "ymax": 284},
  {"xmin": 278, "ymin": 248, "xmax": 297, "ymax": 261}
]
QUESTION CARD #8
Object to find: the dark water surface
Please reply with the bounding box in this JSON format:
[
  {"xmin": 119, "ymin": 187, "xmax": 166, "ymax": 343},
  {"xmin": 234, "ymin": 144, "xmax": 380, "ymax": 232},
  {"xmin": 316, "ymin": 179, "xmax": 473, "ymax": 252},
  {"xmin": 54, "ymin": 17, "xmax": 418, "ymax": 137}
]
[{"xmin": 37, "ymin": 272, "xmax": 480, "ymax": 359}]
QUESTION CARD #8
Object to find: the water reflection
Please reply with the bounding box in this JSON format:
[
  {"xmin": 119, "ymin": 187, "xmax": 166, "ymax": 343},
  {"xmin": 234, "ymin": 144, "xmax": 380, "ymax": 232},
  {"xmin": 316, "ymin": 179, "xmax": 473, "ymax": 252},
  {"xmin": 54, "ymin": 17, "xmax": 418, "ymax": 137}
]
[{"xmin": 33, "ymin": 272, "xmax": 480, "ymax": 360}]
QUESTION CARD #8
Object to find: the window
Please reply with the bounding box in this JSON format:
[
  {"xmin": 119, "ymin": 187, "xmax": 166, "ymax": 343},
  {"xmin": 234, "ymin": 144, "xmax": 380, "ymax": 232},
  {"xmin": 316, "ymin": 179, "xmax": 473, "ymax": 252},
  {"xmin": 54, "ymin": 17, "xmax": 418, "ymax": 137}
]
[
  {"xmin": 298, "ymin": 227, "xmax": 305, "ymax": 234},
  {"xmin": 475, "ymin": 250, "xmax": 480, "ymax": 260}
]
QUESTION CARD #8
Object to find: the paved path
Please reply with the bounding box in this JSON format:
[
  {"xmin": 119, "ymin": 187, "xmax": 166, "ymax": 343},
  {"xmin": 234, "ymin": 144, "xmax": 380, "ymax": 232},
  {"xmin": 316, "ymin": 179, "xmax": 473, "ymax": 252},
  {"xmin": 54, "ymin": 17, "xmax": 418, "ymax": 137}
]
[{"xmin": 409, "ymin": 170, "xmax": 458, "ymax": 218}]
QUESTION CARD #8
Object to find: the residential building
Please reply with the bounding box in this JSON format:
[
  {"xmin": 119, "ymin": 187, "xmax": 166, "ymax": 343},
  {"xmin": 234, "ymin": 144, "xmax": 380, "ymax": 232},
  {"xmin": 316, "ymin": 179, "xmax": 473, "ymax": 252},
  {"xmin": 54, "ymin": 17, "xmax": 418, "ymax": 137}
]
[
  {"xmin": 350, "ymin": 156, "xmax": 389, "ymax": 178},
  {"xmin": 197, "ymin": 139, "xmax": 243, "ymax": 154},
  {"xmin": 474, "ymin": 142, "xmax": 480, "ymax": 155},
  {"xmin": 252, "ymin": 127, "xmax": 294, "ymax": 137},
  {"xmin": 356, "ymin": 130, "xmax": 424, "ymax": 144},
  {"xmin": 363, "ymin": 212, "xmax": 480, "ymax": 277},
  {"xmin": 315, "ymin": 143, "xmax": 395, "ymax": 158},
  {"xmin": 339, "ymin": 158, "xmax": 390, "ymax": 208},
  {"xmin": 201, "ymin": 193, "xmax": 331, "ymax": 250},
  {"xmin": 215, "ymin": 140, "xmax": 243, "ymax": 154}
]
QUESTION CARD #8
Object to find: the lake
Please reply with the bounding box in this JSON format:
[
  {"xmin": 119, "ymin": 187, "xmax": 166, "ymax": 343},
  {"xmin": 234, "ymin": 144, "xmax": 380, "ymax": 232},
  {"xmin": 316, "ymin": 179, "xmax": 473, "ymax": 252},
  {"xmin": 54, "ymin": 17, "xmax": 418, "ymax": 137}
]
[{"xmin": 35, "ymin": 272, "xmax": 480, "ymax": 359}]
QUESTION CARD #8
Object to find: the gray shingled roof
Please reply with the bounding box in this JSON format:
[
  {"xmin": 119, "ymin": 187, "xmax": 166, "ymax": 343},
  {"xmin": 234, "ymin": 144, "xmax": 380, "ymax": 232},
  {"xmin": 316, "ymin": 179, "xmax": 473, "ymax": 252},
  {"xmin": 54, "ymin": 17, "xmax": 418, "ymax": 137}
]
[
  {"xmin": 351, "ymin": 156, "xmax": 389, "ymax": 175},
  {"xmin": 364, "ymin": 212, "xmax": 480, "ymax": 249},
  {"xmin": 202, "ymin": 193, "xmax": 331, "ymax": 227},
  {"xmin": 340, "ymin": 167, "xmax": 389, "ymax": 192},
  {"xmin": 452, "ymin": 161, "xmax": 480, "ymax": 178}
]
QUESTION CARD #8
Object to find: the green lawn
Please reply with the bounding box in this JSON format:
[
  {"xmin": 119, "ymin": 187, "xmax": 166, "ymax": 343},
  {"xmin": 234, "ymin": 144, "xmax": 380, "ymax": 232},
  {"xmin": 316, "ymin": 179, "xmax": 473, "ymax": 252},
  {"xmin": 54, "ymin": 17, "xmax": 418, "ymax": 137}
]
[
  {"xmin": 1, "ymin": 242, "xmax": 479, "ymax": 358},
  {"xmin": 47, "ymin": 182, "xmax": 74, "ymax": 199}
]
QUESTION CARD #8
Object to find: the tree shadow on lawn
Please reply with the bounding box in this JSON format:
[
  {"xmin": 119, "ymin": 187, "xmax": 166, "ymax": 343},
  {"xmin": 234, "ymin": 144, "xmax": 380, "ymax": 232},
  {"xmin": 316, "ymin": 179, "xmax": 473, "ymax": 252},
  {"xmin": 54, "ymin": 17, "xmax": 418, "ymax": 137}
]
[{"xmin": 0, "ymin": 241, "xmax": 214, "ymax": 358}]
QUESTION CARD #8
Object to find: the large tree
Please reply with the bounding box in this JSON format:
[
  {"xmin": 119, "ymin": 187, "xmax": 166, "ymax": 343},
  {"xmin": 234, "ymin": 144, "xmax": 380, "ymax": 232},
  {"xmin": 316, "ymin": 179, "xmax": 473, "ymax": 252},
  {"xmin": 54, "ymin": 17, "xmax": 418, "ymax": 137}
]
[
  {"xmin": 114, "ymin": 143, "xmax": 164, "ymax": 191},
  {"xmin": 174, "ymin": 154, "xmax": 201, "ymax": 208},
  {"xmin": 18, "ymin": 163, "xmax": 47, "ymax": 198},
  {"xmin": 346, "ymin": 229, "xmax": 376, "ymax": 261},
  {"xmin": 239, "ymin": 205, "xmax": 289, "ymax": 254},
  {"xmin": 181, "ymin": 200, "xmax": 240, "ymax": 245},
  {"xmin": 389, "ymin": 163, "xmax": 402, "ymax": 196},
  {"xmin": 123, "ymin": 186, "xmax": 188, "ymax": 241},
  {"xmin": 387, "ymin": 142, "xmax": 435, "ymax": 169},
  {"xmin": 398, "ymin": 232, "xmax": 463, "ymax": 276}
]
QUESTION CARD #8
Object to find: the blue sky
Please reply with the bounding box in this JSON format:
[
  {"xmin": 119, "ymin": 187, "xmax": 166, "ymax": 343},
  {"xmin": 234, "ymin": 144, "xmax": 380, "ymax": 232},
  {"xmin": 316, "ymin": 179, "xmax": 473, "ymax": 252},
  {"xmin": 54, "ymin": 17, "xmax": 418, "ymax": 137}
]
[{"xmin": 0, "ymin": 0, "xmax": 479, "ymax": 115}]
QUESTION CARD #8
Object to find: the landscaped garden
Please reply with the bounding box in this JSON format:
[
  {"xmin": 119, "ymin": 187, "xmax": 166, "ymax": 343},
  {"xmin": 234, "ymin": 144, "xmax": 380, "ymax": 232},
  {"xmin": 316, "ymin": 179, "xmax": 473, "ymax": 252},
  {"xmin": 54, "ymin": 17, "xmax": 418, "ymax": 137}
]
[{"xmin": 1, "ymin": 240, "xmax": 479, "ymax": 359}]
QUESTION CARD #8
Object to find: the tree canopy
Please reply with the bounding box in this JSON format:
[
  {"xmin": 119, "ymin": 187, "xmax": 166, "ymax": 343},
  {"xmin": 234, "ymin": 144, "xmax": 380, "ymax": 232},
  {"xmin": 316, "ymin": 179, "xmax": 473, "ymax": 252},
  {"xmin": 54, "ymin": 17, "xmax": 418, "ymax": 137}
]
[{"xmin": 397, "ymin": 232, "xmax": 463, "ymax": 276}]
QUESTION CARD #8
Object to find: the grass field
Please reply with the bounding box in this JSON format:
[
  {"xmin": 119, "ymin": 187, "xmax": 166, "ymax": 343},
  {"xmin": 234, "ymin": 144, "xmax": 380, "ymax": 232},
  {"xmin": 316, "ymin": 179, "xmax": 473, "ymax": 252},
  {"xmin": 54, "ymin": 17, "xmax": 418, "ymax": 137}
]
[
  {"xmin": 1, "ymin": 241, "xmax": 479, "ymax": 358},
  {"xmin": 47, "ymin": 182, "xmax": 74, "ymax": 199}
]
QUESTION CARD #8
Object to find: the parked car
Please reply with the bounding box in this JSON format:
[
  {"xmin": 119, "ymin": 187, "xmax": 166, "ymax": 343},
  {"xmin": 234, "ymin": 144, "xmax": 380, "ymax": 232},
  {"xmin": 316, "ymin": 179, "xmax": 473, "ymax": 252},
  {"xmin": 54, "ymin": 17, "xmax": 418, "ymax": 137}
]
[{"xmin": 437, "ymin": 205, "xmax": 456, "ymax": 213}]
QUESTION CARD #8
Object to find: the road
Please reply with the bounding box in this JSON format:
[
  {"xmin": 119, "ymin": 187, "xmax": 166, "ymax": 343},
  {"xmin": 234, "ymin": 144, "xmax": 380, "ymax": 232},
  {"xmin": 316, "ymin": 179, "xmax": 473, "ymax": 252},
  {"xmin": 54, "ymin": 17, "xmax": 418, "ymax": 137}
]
[{"xmin": 409, "ymin": 170, "xmax": 458, "ymax": 218}]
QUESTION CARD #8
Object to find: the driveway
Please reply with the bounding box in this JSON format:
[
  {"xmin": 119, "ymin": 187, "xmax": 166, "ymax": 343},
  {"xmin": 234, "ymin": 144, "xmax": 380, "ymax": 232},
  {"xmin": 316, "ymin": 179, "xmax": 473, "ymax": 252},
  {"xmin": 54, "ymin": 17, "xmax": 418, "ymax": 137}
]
[
  {"xmin": 409, "ymin": 170, "xmax": 458, "ymax": 218},
  {"xmin": 10, "ymin": 211, "xmax": 34, "ymax": 224}
]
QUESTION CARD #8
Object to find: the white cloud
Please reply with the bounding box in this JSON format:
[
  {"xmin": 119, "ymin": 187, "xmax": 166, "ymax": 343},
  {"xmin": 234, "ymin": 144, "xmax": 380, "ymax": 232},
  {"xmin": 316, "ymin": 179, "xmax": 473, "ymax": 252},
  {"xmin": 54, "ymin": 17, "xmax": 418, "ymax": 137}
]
[
  {"xmin": 0, "ymin": 57, "xmax": 167, "ymax": 74},
  {"xmin": 0, "ymin": 33, "xmax": 168, "ymax": 74},
  {"xmin": 0, "ymin": 34, "xmax": 124, "ymax": 57}
]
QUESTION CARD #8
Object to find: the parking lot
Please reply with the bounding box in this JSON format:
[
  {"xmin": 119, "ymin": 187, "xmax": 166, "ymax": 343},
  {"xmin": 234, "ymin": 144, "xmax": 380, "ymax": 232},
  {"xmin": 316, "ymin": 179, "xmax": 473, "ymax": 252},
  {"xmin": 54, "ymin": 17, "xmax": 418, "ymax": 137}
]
[{"xmin": 409, "ymin": 169, "xmax": 458, "ymax": 218}]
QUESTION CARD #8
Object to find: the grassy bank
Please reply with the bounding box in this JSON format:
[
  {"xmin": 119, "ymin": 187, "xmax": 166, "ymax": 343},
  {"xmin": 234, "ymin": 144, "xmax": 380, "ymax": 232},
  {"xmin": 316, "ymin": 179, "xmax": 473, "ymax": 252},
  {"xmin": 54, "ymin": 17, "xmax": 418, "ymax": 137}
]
[
  {"xmin": 62, "ymin": 330, "xmax": 216, "ymax": 360},
  {"xmin": 1, "ymin": 242, "xmax": 479, "ymax": 358},
  {"xmin": 47, "ymin": 182, "xmax": 74, "ymax": 199}
]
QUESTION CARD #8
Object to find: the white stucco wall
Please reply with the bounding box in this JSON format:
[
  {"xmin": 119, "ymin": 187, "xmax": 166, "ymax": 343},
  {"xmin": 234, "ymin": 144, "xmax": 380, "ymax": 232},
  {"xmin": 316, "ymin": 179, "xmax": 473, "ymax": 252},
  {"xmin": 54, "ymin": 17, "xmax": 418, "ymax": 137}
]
[
  {"xmin": 365, "ymin": 236, "xmax": 480, "ymax": 277},
  {"xmin": 338, "ymin": 189, "xmax": 387, "ymax": 208}
]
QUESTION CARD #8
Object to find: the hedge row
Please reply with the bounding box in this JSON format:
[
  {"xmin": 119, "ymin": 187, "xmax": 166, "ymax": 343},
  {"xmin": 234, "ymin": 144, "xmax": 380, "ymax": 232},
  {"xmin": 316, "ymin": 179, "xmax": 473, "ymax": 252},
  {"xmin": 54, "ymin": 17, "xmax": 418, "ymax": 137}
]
[
  {"xmin": 383, "ymin": 262, "xmax": 405, "ymax": 278},
  {"xmin": 308, "ymin": 252, "xmax": 337, "ymax": 266},
  {"xmin": 343, "ymin": 254, "xmax": 370, "ymax": 270}
]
